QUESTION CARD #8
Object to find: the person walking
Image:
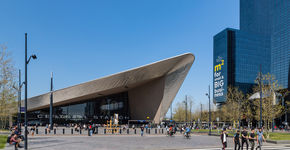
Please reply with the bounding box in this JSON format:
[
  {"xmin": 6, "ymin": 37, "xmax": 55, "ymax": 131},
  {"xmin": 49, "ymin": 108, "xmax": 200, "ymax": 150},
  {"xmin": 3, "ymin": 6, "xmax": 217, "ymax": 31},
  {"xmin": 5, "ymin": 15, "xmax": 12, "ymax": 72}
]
[
  {"xmin": 220, "ymin": 129, "xmax": 228, "ymax": 150},
  {"xmin": 249, "ymin": 129, "xmax": 256, "ymax": 150},
  {"xmin": 140, "ymin": 125, "xmax": 144, "ymax": 136},
  {"xmin": 30, "ymin": 126, "xmax": 35, "ymax": 136},
  {"xmin": 233, "ymin": 130, "xmax": 241, "ymax": 150},
  {"xmin": 241, "ymin": 127, "xmax": 249, "ymax": 150},
  {"xmin": 256, "ymin": 128, "xmax": 266, "ymax": 150}
]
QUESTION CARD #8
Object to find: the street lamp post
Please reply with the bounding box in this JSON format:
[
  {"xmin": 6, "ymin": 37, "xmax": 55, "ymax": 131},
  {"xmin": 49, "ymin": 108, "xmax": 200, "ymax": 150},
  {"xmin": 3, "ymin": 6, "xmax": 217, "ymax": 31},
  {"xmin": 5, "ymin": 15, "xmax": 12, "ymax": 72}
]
[
  {"xmin": 238, "ymin": 99, "xmax": 241, "ymax": 129},
  {"xmin": 200, "ymin": 103, "xmax": 202, "ymax": 128},
  {"xmin": 170, "ymin": 103, "xmax": 172, "ymax": 121},
  {"xmin": 13, "ymin": 70, "xmax": 24, "ymax": 132},
  {"xmin": 24, "ymin": 33, "xmax": 37, "ymax": 150},
  {"xmin": 183, "ymin": 95, "xmax": 188, "ymax": 124},
  {"xmin": 285, "ymin": 97, "xmax": 288, "ymax": 129},
  {"xmin": 259, "ymin": 65, "xmax": 263, "ymax": 129},
  {"xmin": 206, "ymin": 85, "xmax": 211, "ymax": 135},
  {"xmin": 49, "ymin": 72, "xmax": 54, "ymax": 130},
  {"xmin": 17, "ymin": 70, "xmax": 25, "ymax": 132}
]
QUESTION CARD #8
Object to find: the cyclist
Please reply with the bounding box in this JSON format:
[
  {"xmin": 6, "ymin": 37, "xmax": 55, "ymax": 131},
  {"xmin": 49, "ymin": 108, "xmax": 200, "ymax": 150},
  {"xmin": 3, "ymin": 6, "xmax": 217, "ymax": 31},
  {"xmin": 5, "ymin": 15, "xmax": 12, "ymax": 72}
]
[
  {"xmin": 169, "ymin": 125, "xmax": 173, "ymax": 136},
  {"xmin": 184, "ymin": 126, "xmax": 191, "ymax": 138}
]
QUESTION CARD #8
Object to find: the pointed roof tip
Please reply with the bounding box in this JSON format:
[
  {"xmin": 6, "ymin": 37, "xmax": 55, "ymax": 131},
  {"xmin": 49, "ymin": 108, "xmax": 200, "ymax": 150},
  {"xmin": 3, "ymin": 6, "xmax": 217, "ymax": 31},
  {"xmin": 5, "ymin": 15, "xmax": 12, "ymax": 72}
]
[{"xmin": 27, "ymin": 53, "xmax": 195, "ymax": 99}]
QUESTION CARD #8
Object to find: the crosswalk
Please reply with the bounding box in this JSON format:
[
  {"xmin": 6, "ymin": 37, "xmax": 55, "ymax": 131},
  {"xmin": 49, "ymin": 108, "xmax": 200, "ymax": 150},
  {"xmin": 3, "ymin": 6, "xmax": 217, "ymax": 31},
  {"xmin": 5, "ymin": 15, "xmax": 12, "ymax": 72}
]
[{"xmin": 187, "ymin": 145, "xmax": 290, "ymax": 150}]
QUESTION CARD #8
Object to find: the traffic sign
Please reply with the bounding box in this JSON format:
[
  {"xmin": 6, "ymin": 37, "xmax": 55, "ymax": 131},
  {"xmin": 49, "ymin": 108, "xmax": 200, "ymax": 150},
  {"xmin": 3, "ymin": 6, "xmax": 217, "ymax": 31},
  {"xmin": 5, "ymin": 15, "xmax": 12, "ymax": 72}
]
[{"xmin": 20, "ymin": 107, "xmax": 25, "ymax": 113}]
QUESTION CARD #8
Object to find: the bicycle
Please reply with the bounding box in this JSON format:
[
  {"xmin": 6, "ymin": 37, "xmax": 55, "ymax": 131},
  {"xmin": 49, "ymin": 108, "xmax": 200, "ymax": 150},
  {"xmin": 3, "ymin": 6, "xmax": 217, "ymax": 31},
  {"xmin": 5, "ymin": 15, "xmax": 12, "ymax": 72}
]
[{"xmin": 184, "ymin": 132, "xmax": 190, "ymax": 139}]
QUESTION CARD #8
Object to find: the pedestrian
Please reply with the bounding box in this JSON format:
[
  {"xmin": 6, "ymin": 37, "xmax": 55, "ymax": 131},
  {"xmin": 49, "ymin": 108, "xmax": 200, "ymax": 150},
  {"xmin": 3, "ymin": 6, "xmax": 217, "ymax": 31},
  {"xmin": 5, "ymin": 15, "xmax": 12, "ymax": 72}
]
[
  {"xmin": 30, "ymin": 126, "xmax": 35, "ymax": 136},
  {"xmin": 256, "ymin": 128, "xmax": 265, "ymax": 150},
  {"xmin": 248, "ymin": 128, "xmax": 256, "ymax": 150},
  {"xmin": 10, "ymin": 134, "xmax": 22, "ymax": 150},
  {"xmin": 241, "ymin": 127, "xmax": 249, "ymax": 150},
  {"xmin": 89, "ymin": 124, "xmax": 93, "ymax": 136},
  {"xmin": 140, "ymin": 125, "xmax": 144, "ymax": 136},
  {"xmin": 233, "ymin": 130, "xmax": 241, "ymax": 150},
  {"xmin": 220, "ymin": 129, "xmax": 228, "ymax": 150}
]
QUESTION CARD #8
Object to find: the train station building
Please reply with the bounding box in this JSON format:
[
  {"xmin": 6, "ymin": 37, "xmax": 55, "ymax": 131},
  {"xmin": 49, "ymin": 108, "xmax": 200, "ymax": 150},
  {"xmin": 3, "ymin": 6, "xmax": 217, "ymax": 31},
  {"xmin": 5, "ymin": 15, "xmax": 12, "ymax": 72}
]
[{"xmin": 25, "ymin": 53, "xmax": 194, "ymax": 125}]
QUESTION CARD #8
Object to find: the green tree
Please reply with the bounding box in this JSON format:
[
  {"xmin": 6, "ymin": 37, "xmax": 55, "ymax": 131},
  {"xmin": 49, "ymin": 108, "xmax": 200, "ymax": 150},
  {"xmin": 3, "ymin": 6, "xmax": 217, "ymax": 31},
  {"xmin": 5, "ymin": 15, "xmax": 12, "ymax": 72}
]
[
  {"xmin": 0, "ymin": 45, "xmax": 17, "ymax": 129},
  {"xmin": 221, "ymin": 86, "xmax": 246, "ymax": 128},
  {"xmin": 252, "ymin": 73, "xmax": 284, "ymax": 134},
  {"xmin": 173, "ymin": 96, "xmax": 194, "ymax": 122}
]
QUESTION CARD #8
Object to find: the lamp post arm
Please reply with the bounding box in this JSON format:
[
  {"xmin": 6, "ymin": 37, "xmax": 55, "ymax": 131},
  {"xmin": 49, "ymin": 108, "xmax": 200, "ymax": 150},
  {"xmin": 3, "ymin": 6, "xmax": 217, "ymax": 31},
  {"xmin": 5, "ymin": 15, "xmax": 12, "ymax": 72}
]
[{"xmin": 27, "ymin": 56, "xmax": 32, "ymax": 64}]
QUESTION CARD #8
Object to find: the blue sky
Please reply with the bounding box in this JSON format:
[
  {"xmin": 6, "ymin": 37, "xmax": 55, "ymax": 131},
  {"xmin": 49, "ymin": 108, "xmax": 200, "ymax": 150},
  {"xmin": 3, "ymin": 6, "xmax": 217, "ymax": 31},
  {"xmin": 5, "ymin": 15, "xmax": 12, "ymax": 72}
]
[{"xmin": 0, "ymin": 0, "xmax": 239, "ymax": 115}]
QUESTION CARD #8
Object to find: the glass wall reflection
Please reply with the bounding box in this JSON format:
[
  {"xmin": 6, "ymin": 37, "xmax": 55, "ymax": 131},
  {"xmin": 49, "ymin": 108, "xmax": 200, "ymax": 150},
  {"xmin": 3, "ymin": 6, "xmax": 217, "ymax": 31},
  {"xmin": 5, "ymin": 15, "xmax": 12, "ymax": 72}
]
[{"xmin": 28, "ymin": 92, "xmax": 130, "ymax": 125}]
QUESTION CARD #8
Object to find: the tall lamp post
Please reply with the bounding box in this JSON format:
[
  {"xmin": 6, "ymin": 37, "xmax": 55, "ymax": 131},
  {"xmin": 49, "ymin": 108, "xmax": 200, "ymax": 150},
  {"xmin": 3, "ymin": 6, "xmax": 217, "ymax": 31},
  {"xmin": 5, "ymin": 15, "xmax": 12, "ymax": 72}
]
[
  {"xmin": 17, "ymin": 70, "xmax": 25, "ymax": 131},
  {"xmin": 259, "ymin": 65, "xmax": 263, "ymax": 128},
  {"xmin": 49, "ymin": 72, "xmax": 54, "ymax": 130},
  {"xmin": 24, "ymin": 33, "xmax": 37, "ymax": 150},
  {"xmin": 12, "ymin": 70, "xmax": 25, "ymax": 132},
  {"xmin": 206, "ymin": 85, "xmax": 211, "ymax": 135},
  {"xmin": 170, "ymin": 103, "xmax": 172, "ymax": 121},
  {"xmin": 183, "ymin": 95, "xmax": 188, "ymax": 124}
]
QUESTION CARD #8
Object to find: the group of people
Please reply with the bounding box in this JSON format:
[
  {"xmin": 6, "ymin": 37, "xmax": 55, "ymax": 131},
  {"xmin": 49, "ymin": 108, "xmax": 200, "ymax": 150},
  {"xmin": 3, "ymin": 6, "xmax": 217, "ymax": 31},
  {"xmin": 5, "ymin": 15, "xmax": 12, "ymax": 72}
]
[
  {"xmin": 165, "ymin": 125, "xmax": 191, "ymax": 138},
  {"xmin": 220, "ymin": 127, "xmax": 266, "ymax": 150},
  {"xmin": 7, "ymin": 126, "xmax": 24, "ymax": 150}
]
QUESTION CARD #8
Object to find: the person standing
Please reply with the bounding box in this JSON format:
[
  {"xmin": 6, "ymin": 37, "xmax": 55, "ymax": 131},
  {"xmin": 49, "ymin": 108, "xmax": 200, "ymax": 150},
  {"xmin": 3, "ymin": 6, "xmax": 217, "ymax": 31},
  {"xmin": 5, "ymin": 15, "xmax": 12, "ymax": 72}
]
[
  {"xmin": 256, "ymin": 128, "xmax": 266, "ymax": 150},
  {"xmin": 241, "ymin": 127, "xmax": 249, "ymax": 150},
  {"xmin": 248, "ymin": 129, "xmax": 256, "ymax": 150},
  {"xmin": 220, "ymin": 129, "xmax": 228, "ymax": 150},
  {"xmin": 233, "ymin": 130, "xmax": 241, "ymax": 150}
]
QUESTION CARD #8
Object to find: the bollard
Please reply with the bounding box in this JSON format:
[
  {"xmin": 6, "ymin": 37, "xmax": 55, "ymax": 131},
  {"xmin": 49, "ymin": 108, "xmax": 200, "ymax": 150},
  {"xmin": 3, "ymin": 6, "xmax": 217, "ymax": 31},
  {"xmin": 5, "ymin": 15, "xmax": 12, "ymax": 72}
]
[
  {"xmin": 134, "ymin": 129, "xmax": 136, "ymax": 134},
  {"xmin": 88, "ymin": 129, "xmax": 90, "ymax": 136},
  {"xmin": 96, "ymin": 127, "xmax": 98, "ymax": 134},
  {"xmin": 36, "ymin": 129, "xmax": 38, "ymax": 134},
  {"xmin": 63, "ymin": 128, "xmax": 65, "ymax": 134},
  {"xmin": 162, "ymin": 129, "xmax": 164, "ymax": 134},
  {"xmin": 45, "ymin": 129, "xmax": 47, "ymax": 134},
  {"xmin": 49, "ymin": 129, "xmax": 51, "ymax": 134},
  {"xmin": 112, "ymin": 129, "xmax": 114, "ymax": 134},
  {"xmin": 120, "ymin": 129, "xmax": 122, "ymax": 134},
  {"xmin": 155, "ymin": 129, "xmax": 157, "ymax": 134},
  {"xmin": 127, "ymin": 129, "xmax": 129, "ymax": 134},
  {"xmin": 80, "ymin": 129, "xmax": 82, "ymax": 134},
  {"xmin": 146, "ymin": 128, "xmax": 148, "ymax": 133},
  {"xmin": 71, "ymin": 129, "xmax": 73, "ymax": 134},
  {"xmin": 54, "ymin": 129, "xmax": 56, "ymax": 135},
  {"xmin": 148, "ymin": 129, "xmax": 150, "ymax": 134},
  {"xmin": 104, "ymin": 129, "xmax": 106, "ymax": 134}
]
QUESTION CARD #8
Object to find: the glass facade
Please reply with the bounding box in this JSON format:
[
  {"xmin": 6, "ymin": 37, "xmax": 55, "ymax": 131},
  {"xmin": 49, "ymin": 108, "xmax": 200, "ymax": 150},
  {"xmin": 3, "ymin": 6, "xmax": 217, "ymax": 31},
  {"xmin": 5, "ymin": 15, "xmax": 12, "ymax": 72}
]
[
  {"xmin": 214, "ymin": 0, "xmax": 289, "ymax": 103},
  {"xmin": 28, "ymin": 92, "xmax": 130, "ymax": 125},
  {"xmin": 213, "ymin": 28, "xmax": 271, "ymax": 102},
  {"xmin": 234, "ymin": 30, "xmax": 271, "ymax": 93},
  {"xmin": 271, "ymin": 0, "xmax": 290, "ymax": 89},
  {"xmin": 213, "ymin": 29, "xmax": 228, "ymax": 103},
  {"xmin": 240, "ymin": 0, "xmax": 273, "ymax": 36}
]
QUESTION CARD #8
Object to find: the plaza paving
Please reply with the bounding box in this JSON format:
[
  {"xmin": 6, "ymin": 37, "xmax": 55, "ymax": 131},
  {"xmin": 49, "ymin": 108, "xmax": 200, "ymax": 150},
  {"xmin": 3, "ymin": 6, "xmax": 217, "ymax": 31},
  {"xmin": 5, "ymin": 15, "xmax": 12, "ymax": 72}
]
[{"xmin": 4, "ymin": 134, "xmax": 290, "ymax": 150}]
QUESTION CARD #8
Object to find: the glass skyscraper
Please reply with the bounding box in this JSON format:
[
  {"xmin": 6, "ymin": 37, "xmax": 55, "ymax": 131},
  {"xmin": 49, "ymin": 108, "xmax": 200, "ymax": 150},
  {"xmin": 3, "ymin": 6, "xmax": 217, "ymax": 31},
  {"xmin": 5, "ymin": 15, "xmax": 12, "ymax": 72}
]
[
  {"xmin": 213, "ymin": 0, "xmax": 289, "ymax": 104},
  {"xmin": 271, "ymin": 1, "xmax": 290, "ymax": 89}
]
